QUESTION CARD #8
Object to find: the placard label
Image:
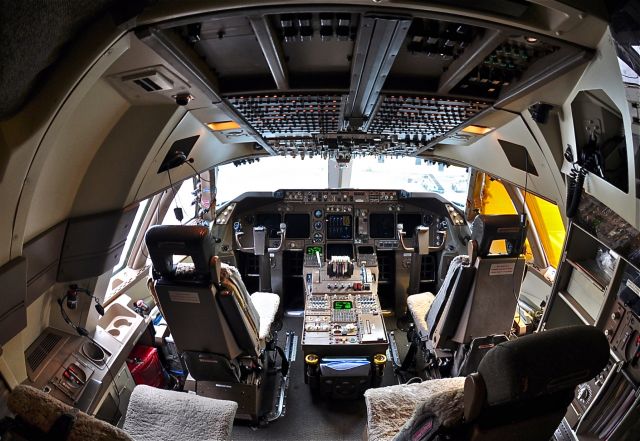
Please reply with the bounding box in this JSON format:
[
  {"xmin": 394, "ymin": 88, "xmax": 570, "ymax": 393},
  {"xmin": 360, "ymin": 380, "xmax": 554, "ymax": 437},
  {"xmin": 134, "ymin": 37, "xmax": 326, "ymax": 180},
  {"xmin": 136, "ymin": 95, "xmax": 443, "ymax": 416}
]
[{"xmin": 489, "ymin": 262, "xmax": 516, "ymax": 276}]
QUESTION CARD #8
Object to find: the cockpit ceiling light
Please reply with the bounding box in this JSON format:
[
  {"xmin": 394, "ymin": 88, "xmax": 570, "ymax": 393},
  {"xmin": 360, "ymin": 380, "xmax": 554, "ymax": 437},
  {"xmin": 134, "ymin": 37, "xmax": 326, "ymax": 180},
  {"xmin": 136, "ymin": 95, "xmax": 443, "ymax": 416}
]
[
  {"xmin": 525, "ymin": 36, "xmax": 538, "ymax": 43},
  {"xmin": 462, "ymin": 125, "xmax": 494, "ymax": 135},
  {"xmin": 207, "ymin": 121, "xmax": 241, "ymax": 131}
]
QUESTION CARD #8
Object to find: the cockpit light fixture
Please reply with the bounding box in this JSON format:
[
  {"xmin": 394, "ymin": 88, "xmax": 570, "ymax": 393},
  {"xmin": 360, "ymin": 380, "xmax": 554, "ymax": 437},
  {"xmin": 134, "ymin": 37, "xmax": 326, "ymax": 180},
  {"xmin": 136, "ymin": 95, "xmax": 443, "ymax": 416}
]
[
  {"xmin": 461, "ymin": 125, "xmax": 494, "ymax": 135},
  {"xmin": 207, "ymin": 120, "xmax": 241, "ymax": 131}
]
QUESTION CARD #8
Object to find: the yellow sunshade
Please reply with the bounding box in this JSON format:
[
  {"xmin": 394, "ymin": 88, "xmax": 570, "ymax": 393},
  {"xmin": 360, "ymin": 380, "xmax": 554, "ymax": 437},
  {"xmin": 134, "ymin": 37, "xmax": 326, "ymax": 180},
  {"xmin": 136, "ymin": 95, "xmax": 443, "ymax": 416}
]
[
  {"xmin": 207, "ymin": 121, "xmax": 241, "ymax": 131},
  {"xmin": 462, "ymin": 125, "xmax": 493, "ymax": 135},
  {"xmin": 523, "ymin": 192, "xmax": 566, "ymax": 267},
  {"xmin": 479, "ymin": 176, "xmax": 533, "ymax": 260}
]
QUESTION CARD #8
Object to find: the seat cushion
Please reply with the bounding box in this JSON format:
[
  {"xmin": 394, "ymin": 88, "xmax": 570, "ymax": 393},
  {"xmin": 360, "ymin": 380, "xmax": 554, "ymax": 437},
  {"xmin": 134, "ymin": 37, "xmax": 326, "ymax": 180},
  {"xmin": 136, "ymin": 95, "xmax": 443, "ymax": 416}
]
[
  {"xmin": 250, "ymin": 292, "xmax": 280, "ymax": 340},
  {"xmin": 364, "ymin": 377, "xmax": 465, "ymax": 441},
  {"xmin": 407, "ymin": 292, "xmax": 436, "ymax": 339},
  {"xmin": 123, "ymin": 385, "xmax": 237, "ymax": 441}
]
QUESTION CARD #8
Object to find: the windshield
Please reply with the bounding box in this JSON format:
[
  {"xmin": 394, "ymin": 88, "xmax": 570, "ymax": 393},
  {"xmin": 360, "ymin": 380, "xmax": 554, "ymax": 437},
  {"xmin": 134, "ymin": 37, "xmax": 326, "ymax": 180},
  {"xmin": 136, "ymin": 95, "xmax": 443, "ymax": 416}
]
[
  {"xmin": 216, "ymin": 156, "xmax": 470, "ymax": 208},
  {"xmin": 349, "ymin": 157, "xmax": 469, "ymax": 207}
]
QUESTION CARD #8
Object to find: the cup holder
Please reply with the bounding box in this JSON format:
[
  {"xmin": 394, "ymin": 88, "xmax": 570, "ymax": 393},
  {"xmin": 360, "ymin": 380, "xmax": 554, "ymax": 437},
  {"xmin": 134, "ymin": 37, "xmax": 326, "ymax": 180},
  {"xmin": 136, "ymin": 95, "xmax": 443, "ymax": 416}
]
[
  {"xmin": 114, "ymin": 318, "xmax": 132, "ymax": 328},
  {"xmin": 82, "ymin": 341, "xmax": 106, "ymax": 364},
  {"xmin": 108, "ymin": 328, "xmax": 121, "ymax": 337}
]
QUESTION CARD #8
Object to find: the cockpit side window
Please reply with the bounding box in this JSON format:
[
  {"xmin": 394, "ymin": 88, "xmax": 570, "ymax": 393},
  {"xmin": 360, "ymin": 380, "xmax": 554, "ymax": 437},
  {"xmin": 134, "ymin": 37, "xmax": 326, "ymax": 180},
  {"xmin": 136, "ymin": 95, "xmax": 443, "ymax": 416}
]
[
  {"xmin": 471, "ymin": 173, "xmax": 566, "ymax": 269},
  {"xmin": 523, "ymin": 192, "xmax": 566, "ymax": 268},
  {"xmin": 105, "ymin": 178, "xmax": 197, "ymax": 303},
  {"xmin": 474, "ymin": 175, "xmax": 534, "ymax": 261}
]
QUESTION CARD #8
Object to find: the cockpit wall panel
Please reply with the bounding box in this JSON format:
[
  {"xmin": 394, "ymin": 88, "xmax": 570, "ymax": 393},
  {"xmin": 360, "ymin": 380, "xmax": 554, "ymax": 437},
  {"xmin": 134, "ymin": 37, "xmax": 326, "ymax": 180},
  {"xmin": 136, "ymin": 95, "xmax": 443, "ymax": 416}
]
[
  {"xmin": 559, "ymin": 29, "xmax": 638, "ymax": 227},
  {"xmin": 131, "ymin": 112, "xmax": 260, "ymax": 203},
  {"xmin": 428, "ymin": 112, "xmax": 566, "ymax": 206}
]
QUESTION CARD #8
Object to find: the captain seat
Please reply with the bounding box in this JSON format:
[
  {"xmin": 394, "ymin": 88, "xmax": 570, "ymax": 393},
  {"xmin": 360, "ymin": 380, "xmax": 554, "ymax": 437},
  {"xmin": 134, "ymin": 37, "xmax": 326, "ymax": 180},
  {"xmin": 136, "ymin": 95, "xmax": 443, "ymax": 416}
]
[
  {"xmin": 405, "ymin": 215, "xmax": 527, "ymax": 372},
  {"xmin": 145, "ymin": 224, "xmax": 286, "ymax": 422}
]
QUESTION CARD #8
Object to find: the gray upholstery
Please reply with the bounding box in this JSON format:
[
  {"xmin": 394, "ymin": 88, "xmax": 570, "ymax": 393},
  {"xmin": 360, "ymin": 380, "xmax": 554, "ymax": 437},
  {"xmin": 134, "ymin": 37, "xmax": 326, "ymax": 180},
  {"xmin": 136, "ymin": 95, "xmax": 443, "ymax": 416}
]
[
  {"xmin": 220, "ymin": 263, "xmax": 280, "ymax": 341},
  {"xmin": 407, "ymin": 215, "xmax": 528, "ymax": 353},
  {"xmin": 406, "ymin": 255, "xmax": 469, "ymax": 340},
  {"xmin": 145, "ymin": 225, "xmax": 278, "ymax": 374},
  {"xmin": 145, "ymin": 225, "xmax": 282, "ymax": 422},
  {"xmin": 475, "ymin": 325, "xmax": 609, "ymax": 406},
  {"xmin": 450, "ymin": 256, "xmax": 524, "ymax": 344},
  {"xmin": 425, "ymin": 255, "xmax": 470, "ymax": 337},
  {"xmin": 460, "ymin": 326, "xmax": 609, "ymax": 441},
  {"xmin": 366, "ymin": 326, "xmax": 609, "ymax": 441},
  {"xmin": 123, "ymin": 385, "xmax": 237, "ymax": 441}
]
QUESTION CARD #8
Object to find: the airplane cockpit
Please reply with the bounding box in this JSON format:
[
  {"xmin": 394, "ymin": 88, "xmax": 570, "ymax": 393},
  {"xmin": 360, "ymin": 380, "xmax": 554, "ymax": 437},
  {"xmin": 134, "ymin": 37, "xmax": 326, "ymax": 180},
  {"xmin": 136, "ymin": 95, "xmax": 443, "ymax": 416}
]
[{"xmin": 1, "ymin": 1, "xmax": 640, "ymax": 440}]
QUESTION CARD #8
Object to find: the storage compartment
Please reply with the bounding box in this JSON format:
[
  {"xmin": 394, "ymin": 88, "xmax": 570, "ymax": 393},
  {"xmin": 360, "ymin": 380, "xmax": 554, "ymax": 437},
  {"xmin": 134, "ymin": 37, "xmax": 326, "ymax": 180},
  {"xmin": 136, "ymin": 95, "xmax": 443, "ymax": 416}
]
[{"xmin": 543, "ymin": 224, "xmax": 618, "ymax": 329}]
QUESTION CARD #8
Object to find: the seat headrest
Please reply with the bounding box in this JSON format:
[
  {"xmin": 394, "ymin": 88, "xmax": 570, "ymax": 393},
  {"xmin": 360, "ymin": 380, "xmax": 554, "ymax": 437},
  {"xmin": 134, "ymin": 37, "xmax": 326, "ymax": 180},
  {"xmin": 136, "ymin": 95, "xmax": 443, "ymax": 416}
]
[
  {"xmin": 471, "ymin": 214, "xmax": 527, "ymax": 257},
  {"xmin": 145, "ymin": 225, "xmax": 214, "ymax": 281},
  {"xmin": 475, "ymin": 326, "xmax": 609, "ymax": 407}
]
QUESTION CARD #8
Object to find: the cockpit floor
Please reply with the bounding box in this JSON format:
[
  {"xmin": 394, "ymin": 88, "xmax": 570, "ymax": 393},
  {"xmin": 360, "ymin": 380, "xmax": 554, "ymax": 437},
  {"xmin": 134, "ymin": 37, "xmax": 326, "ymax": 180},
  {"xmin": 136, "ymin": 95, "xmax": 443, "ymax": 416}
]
[{"xmin": 232, "ymin": 316, "xmax": 404, "ymax": 441}]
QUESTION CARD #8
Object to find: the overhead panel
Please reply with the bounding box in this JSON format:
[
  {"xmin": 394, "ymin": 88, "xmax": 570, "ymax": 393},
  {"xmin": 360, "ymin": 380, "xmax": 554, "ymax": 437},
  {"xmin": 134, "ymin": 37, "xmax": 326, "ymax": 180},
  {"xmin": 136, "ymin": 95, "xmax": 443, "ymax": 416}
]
[
  {"xmin": 270, "ymin": 12, "xmax": 356, "ymax": 90},
  {"xmin": 368, "ymin": 95, "xmax": 490, "ymax": 144},
  {"xmin": 385, "ymin": 19, "xmax": 485, "ymax": 93},
  {"xmin": 192, "ymin": 17, "xmax": 276, "ymax": 91},
  {"xmin": 450, "ymin": 37, "xmax": 560, "ymax": 99},
  {"xmin": 227, "ymin": 94, "xmax": 342, "ymax": 139},
  {"xmin": 147, "ymin": 7, "xmax": 591, "ymax": 158}
]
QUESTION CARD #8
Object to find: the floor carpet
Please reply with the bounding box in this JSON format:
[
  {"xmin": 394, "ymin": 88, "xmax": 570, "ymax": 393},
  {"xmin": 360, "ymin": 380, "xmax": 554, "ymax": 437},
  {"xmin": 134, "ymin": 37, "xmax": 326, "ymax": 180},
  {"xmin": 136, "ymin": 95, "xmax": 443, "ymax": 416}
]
[{"xmin": 232, "ymin": 316, "xmax": 408, "ymax": 441}]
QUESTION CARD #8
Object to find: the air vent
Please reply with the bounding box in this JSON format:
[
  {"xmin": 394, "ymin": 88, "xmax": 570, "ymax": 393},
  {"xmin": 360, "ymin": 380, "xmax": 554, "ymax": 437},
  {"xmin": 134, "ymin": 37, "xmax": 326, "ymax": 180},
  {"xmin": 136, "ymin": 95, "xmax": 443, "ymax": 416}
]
[
  {"xmin": 108, "ymin": 65, "xmax": 190, "ymax": 101},
  {"xmin": 25, "ymin": 331, "xmax": 66, "ymax": 380},
  {"xmin": 122, "ymin": 70, "xmax": 174, "ymax": 92}
]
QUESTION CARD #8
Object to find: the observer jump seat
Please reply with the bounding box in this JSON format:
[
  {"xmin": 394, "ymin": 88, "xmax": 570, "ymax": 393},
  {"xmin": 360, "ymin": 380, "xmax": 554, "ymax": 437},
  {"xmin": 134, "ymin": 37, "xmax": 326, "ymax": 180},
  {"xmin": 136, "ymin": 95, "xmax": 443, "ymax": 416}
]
[{"xmin": 365, "ymin": 325, "xmax": 609, "ymax": 441}]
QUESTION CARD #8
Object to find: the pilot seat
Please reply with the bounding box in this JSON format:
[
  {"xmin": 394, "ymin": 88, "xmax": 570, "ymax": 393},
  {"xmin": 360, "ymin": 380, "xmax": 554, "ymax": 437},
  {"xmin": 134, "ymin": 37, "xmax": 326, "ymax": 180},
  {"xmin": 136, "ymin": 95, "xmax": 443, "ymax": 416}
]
[
  {"xmin": 145, "ymin": 225, "xmax": 291, "ymax": 424},
  {"xmin": 402, "ymin": 214, "xmax": 528, "ymax": 377}
]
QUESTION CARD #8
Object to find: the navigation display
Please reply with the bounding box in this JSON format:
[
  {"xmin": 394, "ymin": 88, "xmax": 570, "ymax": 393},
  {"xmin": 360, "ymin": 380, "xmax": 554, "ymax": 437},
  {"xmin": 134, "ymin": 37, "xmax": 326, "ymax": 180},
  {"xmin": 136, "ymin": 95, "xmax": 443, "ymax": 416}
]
[
  {"xmin": 326, "ymin": 214, "xmax": 353, "ymax": 240},
  {"xmin": 284, "ymin": 213, "xmax": 310, "ymax": 239},
  {"xmin": 370, "ymin": 213, "xmax": 395, "ymax": 239},
  {"xmin": 333, "ymin": 301, "xmax": 353, "ymax": 310},
  {"xmin": 255, "ymin": 213, "xmax": 282, "ymax": 238},
  {"xmin": 398, "ymin": 213, "xmax": 423, "ymax": 238}
]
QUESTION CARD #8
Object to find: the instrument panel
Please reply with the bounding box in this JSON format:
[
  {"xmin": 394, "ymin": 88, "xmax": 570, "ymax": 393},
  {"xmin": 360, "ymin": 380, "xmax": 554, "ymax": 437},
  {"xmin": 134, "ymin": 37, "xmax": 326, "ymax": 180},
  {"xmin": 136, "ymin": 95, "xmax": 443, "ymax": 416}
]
[{"xmin": 227, "ymin": 189, "xmax": 462, "ymax": 252}]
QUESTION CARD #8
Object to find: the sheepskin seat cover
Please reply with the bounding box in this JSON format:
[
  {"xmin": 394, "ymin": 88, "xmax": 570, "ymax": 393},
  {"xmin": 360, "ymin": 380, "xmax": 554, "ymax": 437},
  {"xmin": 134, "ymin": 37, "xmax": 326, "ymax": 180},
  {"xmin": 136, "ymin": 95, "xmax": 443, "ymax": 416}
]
[
  {"xmin": 364, "ymin": 377, "xmax": 465, "ymax": 441},
  {"xmin": 406, "ymin": 292, "xmax": 436, "ymax": 337},
  {"xmin": 8, "ymin": 384, "xmax": 132, "ymax": 441},
  {"xmin": 123, "ymin": 384, "xmax": 238, "ymax": 441}
]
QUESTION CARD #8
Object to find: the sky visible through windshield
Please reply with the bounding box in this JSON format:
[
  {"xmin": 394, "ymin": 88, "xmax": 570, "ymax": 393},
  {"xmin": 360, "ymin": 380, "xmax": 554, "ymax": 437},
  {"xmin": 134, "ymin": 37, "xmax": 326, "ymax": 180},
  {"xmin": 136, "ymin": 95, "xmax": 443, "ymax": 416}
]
[{"xmin": 216, "ymin": 156, "xmax": 470, "ymax": 208}]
